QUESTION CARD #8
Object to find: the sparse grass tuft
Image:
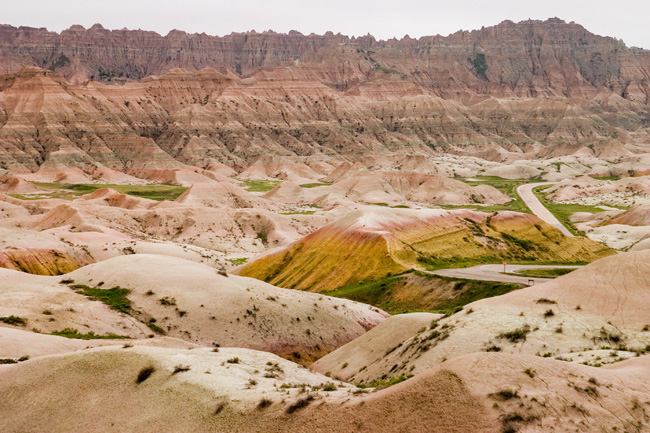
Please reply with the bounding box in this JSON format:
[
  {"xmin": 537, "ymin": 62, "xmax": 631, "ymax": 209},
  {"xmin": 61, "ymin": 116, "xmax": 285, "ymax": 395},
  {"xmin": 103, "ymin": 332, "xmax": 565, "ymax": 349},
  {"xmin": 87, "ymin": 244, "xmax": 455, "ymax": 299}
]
[{"xmin": 50, "ymin": 328, "xmax": 129, "ymax": 340}]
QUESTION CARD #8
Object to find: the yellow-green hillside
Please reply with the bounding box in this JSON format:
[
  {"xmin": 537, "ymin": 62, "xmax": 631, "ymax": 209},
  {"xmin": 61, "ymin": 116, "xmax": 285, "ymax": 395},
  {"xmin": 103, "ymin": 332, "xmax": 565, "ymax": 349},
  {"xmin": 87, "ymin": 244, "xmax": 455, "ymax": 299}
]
[{"xmin": 238, "ymin": 208, "xmax": 614, "ymax": 292}]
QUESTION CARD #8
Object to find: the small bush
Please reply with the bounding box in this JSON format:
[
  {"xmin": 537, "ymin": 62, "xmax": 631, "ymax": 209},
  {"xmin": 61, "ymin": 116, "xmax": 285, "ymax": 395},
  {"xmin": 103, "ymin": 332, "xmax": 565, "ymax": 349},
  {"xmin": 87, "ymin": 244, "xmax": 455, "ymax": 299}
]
[
  {"xmin": 147, "ymin": 322, "xmax": 165, "ymax": 334},
  {"xmin": 321, "ymin": 383, "xmax": 337, "ymax": 391},
  {"xmin": 535, "ymin": 298, "xmax": 556, "ymax": 304},
  {"xmin": 227, "ymin": 357, "xmax": 240, "ymax": 364},
  {"xmin": 494, "ymin": 388, "xmax": 519, "ymax": 400},
  {"xmin": 136, "ymin": 366, "xmax": 155, "ymax": 383},
  {"xmin": 257, "ymin": 398, "xmax": 272, "ymax": 410},
  {"xmin": 544, "ymin": 309, "xmax": 555, "ymax": 317},
  {"xmin": 159, "ymin": 297, "xmax": 177, "ymax": 306},
  {"xmin": 498, "ymin": 326, "xmax": 530, "ymax": 343},
  {"xmin": 0, "ymin": 315, "xmax": 27, "ymax": 326},
  {"xmin": 172, "ymin": 364, "xmax": 191, "ymax": 374},
  {"xmin": 286, "ymin": 395, "xmax": 314, "ymax": 414}
]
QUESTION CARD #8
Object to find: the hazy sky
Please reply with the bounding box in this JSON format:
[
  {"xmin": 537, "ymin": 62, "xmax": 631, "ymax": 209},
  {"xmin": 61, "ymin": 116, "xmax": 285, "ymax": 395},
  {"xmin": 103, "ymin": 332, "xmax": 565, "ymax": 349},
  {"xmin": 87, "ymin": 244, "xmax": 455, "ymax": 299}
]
[{"xmin": 4, "ymin": 0, "xmax": 650, "ymax": 48}]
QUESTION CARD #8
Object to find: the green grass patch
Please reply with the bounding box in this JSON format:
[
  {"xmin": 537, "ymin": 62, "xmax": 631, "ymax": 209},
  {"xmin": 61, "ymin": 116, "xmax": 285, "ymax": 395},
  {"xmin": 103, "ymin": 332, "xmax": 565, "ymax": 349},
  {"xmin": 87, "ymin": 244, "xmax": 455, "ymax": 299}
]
[
  {"xmin": 11, "ymin": 182, "xmax": 186, "ymax": 201},
  {"xmin": 532, "ymin": 185, "xmax": 628, "ymax": 236},
  {"xmin": 0, "ymin": 315, "xmax": 27, "ymax": 326},
  {"xmin": 321, "ymin": 271, "xmax": 523, "ymax": 315},
  {"xmin": 427, "ymin": 280, "xmax": 523, "ymax": 316},
  {"xmin": 279, "ymin": 210, "xmax": 317, "ymax": 215},
  {"xmin": 146, "ymin": 322, "xmax": 166, "ymax": 335},
  {"xmin": 510, "ymin": 268, "xmax": 575, "ymax": 279},
  {"xmin": 227, "ymin": 257, "xmax": 249, "ymax": 265},
  {"xmin": 50, "ymin": 328, "xmax": 129, "ymax": 340},
  {"xmin": 356, "ymin": 374, "xmax": 413, "ymax": 390},
  {"xmin": 241, "ymin": 179, "xmax": 281, "ymax": 192},
  {"xmin": 592, "ymin": 175, "xmax": 620, "ymax": 181},
  {"xmin": 417, "ymin": 255, "xmax": 587, "ymax": 271},
  {"xmin": 444, "ymin": 176, "xmax": 545, "ymax": 213},
  {"xmin": 70, "ymin": 284, "xmax": 131, "ymax": 314},
  {"xmin": 299, "ymin": 181, "xmax": 332, "ymax": 188}
]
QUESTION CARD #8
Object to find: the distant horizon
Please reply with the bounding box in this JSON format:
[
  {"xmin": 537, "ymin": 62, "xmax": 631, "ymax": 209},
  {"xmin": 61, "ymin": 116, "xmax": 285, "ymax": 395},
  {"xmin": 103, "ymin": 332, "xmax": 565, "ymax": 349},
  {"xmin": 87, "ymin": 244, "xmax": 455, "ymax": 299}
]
[{"xmin": 4, "ymin": 0, "xmax": 650, "ymax": 49}]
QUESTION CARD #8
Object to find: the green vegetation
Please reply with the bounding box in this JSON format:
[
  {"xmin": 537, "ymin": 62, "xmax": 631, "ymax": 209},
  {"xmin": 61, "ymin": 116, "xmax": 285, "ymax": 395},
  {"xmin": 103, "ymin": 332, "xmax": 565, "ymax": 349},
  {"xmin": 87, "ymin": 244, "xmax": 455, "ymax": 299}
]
[
  {"xmin": 241, "ymin": 179, "xmax": 281, "ymax": 192},
  {"xmin": 147, "ymin": 322, "xmax": 166, "ymax": 335},
  {"xmin": 0, "ymin": 315, "xmax": 27, "ymax": 326},
  {"xmin": 279, "ymin": 210, "xmax": 317, "ymax": 215},
  {"xmin": 299, "ymin": 181, "xmax": 332, "ymax": 188},
  {"xmin": 418, "ymin": 255, "xmax": 587, "ymax": 272},
  {"xmin": 511, "ymin": 268, "xmax": 575, "ymax": 279},
  {"xmin": 498, "ymin": 325, "xmax": 530, "ymax": 343},
  {"xmin": 321, "ymin": 271, "xmax": 523, "ymax": 315},
  {"xmin": 445, "ymin": 176, "xmax": 545, "ymax": 213},
  {"xmin": 373, "ymin": 65, "xmax": 403, "ymax": 76},
  {"xmin": 50, "ymin": 328, "xmax": 129, "ymax": 340},
  {"xmin": 48, "ymin": 54, "xmax": 70, "ymax": 71},
  {"xmin": 70, "ymin": 284, "xmax": 131, "ymax": 314},
  {"xmin": 468, "ymin": 53, "xmax": 488, "ymax": 81},
  {"xmin": 592, "ymin": 175, "xmax": 620, "ymax": 181},
  {"xmin": 227, "ymin": 257, "xmax": 249, "ymax": 265},
  {"xmin": 10, "ymin": 182, "xmax": 186, "ymax": 201},
  {"xmin": 356, "ymin": 374, "xmax": 414, "ymax": 390},
  {"xmin": 425, "ymin": 276, "xmax": 522, "ymax": 316},
  {"xmin": 532, "ymin": 185, "xmax": 628, "ymax": 235}
]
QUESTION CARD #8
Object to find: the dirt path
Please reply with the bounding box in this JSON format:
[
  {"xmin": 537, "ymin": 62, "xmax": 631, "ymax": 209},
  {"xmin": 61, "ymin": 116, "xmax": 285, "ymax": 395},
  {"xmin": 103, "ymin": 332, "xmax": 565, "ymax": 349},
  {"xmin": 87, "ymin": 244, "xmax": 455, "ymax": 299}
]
[
  {"xmin": 516, "ymin": 182, "xmax": 573, "ymax": 237},
  {"xmin": 429, "ymin": 264, "xmax": 582, "ymax": 285}
]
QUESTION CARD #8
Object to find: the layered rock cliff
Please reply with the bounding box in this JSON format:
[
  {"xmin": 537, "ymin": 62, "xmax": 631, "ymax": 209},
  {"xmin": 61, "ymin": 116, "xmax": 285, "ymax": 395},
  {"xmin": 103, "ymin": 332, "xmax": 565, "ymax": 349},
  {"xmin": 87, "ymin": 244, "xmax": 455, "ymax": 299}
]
[{"xmin": 0, "ymin": 18, "xmax": 649, "ymax": 177}]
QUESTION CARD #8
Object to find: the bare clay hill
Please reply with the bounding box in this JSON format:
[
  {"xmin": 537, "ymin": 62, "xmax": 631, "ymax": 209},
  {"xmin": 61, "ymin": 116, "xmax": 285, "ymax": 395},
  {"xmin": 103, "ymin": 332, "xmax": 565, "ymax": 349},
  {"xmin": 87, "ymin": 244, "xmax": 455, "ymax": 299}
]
[
  {"xmin": 1, "ymin": 346, "xmax": 648, "ymax": 433},
  {"xmin": 312, "ymin": 250, "xmax": 650, "ymax": 384},
  {"xmin": 0, "ymin": 254, "xmax": 387, "ymax": 363}
]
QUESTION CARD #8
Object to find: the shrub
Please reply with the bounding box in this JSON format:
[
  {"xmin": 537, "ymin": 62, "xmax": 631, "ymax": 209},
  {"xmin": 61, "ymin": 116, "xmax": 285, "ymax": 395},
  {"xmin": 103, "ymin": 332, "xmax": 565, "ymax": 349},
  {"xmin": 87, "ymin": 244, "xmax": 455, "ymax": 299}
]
[
  {"xmin": 136, "ymin": 366, "xmax": 155, "ymax": 383},
  {"xmin": 494, "ymin": 388, "xmax": 519, "ymax": 400},
  {"xmin": 286, "ymin": 395, "xmax": 314, "ymax": 414},
  {"xmin": 0, "ymin": 315, "xmax": 27, "ymax": 326},
  {"xmin": 227, "ymin": 357, "xmax": 240, "ymax": 364},
  {"xmin": 498, "ymin": 326, "xmax": 530, "ymax": 343},
  {"xmin": 321, "ymin": 383, "xmax": 337, "ymax": 391},
  {"xmin": 172, "ymin": 364, "xmax": 191, "ymax": 374},
  {"xmin": 535, "ymin": 298, "xmax": 557, "ymax": 304},
  {"xmin": 257, "ymin": 398, "xmax": 272, "ymax": 410}
]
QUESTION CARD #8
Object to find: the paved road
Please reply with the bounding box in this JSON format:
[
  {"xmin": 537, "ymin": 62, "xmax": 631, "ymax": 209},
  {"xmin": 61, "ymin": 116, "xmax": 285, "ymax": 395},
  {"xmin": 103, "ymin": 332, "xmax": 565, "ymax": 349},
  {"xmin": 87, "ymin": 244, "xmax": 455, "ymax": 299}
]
[
  {"xmin": 516, "ymin": 182, "xmax": 573, "ymax": 237},
  {"xmin": 430, "ymin": 264, "xmax": 581, "ymax": 285}
]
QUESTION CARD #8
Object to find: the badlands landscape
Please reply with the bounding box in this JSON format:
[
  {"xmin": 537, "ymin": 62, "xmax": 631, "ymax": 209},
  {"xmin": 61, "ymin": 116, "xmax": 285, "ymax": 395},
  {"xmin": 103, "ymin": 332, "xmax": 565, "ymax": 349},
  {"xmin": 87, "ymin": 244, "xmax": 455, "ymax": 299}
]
[{"xmin": 1, "ymin": 15, "xmax": 650, "ymax": 433}]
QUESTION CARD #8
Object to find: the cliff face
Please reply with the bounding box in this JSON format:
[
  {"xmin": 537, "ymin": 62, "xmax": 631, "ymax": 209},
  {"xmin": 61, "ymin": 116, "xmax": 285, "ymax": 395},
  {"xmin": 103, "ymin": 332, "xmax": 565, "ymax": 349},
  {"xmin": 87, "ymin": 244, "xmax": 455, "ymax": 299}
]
[
  {"xmin": 0, "ymin": 19, "xmax": 649, "ymax": 177},
  {"xmin": 2, "ymin": 18, "xmax": 649, "ymax": 101}
]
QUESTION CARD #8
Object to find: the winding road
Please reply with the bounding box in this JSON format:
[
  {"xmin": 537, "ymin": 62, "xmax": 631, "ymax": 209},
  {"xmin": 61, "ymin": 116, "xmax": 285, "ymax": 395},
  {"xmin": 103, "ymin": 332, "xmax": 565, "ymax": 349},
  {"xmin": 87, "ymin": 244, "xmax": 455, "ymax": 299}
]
[
  {"xmin": 516, "ymin": 182, "xmax": 573, "ymax": 237},
  {"xmin": 430, "ymin": 264, "xmax": 581, "ymax": 285},
  {"xmin": 428, "ymin": 181, "xmax": 580, "ymax": 283}
]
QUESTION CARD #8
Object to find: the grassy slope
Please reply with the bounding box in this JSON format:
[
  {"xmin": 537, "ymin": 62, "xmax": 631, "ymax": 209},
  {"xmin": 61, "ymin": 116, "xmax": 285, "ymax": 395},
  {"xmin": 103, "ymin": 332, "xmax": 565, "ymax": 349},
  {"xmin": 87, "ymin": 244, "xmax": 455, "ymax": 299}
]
[
  {"xmin": 441, "ymin": 176, "xmax": 544, "ymax": 213},
  {"xmin": 321, "ymin": 271, "xmax": 523, "ymax": 315},
  {"xmin": 11, "ymin": 182, "xmax": 186, "ymax": 201},
  {"xmin": 511, "ymin": 268, "xmax": 575, "ymax": 278}
]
